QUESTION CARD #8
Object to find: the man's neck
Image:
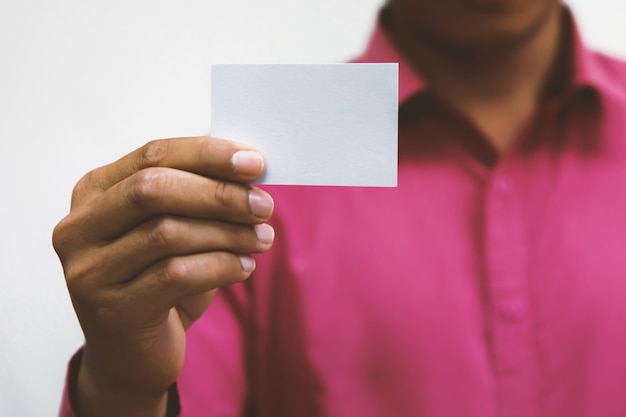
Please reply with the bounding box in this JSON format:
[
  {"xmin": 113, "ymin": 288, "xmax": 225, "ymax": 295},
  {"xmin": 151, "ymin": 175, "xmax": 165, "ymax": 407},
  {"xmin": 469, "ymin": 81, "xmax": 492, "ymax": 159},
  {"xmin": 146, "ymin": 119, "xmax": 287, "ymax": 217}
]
[{"xmin": 386, "ymin": 5, "xmax": 563, "ymax": 151}]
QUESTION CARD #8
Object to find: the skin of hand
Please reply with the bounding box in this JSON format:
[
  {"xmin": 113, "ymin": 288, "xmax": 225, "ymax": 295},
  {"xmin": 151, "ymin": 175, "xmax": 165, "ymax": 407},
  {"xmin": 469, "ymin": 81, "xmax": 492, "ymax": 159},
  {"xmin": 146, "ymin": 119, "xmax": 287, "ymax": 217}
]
[{"xmin": 52, "ymin": 136, "xmax": 275, "ymax": 417}]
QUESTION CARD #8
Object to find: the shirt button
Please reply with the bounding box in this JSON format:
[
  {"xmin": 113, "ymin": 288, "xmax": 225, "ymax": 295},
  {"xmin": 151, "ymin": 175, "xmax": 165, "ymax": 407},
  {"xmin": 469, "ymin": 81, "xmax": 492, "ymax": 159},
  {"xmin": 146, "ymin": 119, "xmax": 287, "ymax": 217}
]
[{"xmin": 499, "ymin": 300, "xmax": 527, "ymax": 322}]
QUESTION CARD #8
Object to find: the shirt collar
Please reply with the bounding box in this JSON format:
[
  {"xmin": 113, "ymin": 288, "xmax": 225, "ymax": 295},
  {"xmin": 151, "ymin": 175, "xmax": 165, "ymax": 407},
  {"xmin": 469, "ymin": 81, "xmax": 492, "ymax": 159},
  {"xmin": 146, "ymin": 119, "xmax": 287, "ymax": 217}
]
[
  {"xmin": 569, "ymin": 11, "xmax": 626, "ymax": 104},
  {"xmin": 351, "ymin": 15, "xmax": 427, "ymax": 106}
]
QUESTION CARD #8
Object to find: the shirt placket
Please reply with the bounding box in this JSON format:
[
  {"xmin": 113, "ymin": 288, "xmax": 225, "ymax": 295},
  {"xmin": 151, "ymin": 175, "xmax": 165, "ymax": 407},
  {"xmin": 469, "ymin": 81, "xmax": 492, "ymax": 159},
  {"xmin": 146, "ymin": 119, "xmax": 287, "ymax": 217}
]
[{"xmin": 484, "ymin": 168, "xmax": 539, "ymax": 417}]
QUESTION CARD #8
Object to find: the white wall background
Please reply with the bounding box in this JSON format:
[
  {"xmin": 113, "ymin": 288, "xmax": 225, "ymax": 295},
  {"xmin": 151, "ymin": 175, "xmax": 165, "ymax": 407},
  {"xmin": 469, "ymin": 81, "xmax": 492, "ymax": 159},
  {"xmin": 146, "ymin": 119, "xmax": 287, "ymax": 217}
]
[{"xmin": 0, "ymin": 1, "xmax": 623, "ymax": 415}]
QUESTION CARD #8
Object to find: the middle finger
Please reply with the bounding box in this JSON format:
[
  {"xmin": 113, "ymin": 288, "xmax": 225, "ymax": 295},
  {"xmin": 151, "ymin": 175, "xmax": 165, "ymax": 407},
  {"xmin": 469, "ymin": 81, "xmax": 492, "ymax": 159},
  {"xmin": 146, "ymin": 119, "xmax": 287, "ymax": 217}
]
[
  {"xmin": 81, "ymin": 167, "xmax": 274, "ymax": 241},
  {"xmin": 85, "ymin": 216, "xmax": 275, "ymax": 286}
]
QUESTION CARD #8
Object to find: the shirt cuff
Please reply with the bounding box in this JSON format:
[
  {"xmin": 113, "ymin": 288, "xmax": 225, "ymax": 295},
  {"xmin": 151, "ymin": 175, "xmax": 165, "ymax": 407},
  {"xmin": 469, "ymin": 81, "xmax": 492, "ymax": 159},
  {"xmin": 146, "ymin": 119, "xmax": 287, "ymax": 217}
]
[{"xmin": 58, "ymin": 348, "xmax": 82, "ymax": 417}]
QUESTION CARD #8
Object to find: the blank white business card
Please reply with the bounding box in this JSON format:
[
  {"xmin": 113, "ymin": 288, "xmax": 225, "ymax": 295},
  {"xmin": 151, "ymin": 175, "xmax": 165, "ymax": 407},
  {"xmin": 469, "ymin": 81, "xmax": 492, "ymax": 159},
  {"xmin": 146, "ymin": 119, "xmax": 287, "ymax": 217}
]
[{"xmin": 210, "ymin": 63, "xmax": 398, "ymax": 187}]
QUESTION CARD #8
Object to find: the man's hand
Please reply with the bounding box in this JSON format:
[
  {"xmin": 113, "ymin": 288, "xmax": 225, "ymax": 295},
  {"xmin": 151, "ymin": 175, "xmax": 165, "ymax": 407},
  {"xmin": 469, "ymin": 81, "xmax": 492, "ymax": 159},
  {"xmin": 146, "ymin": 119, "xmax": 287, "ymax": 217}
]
[{"xmin": 53, "ymin": 136, "xmax": 274, "ymax": 417}]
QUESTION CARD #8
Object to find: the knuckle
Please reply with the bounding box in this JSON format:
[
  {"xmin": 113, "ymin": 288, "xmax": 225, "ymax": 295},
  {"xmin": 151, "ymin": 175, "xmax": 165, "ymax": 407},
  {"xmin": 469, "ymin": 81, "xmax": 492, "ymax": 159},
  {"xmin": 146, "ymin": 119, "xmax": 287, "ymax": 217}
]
[
  {"xmin": 212, "ymin": 181, "xmax": 237, "ymax": 209},
  {"xmin": 51, "ymin": 216, "xmax": 71, "ymax": 256},
  {"xmin": 71, "ymin": 170, "xmax": 96, "ymax": 205},
  {"xmin": 146, "ymin": 217, "xmax": 183, "ymax": 250},
  {"xmin": 139, "ymin": 139, "xmax": 170, "ymax": 168},
  {"xmin": 157, "ymin": 258, "xmax": 188, "ymax": 289},
  {"xmin": 51, "ymin": 209, "xmax": 90, "ymax": 259},
  {"xmin": 125, "ymin": 168, "xmax": 165, "ymax": 207}
]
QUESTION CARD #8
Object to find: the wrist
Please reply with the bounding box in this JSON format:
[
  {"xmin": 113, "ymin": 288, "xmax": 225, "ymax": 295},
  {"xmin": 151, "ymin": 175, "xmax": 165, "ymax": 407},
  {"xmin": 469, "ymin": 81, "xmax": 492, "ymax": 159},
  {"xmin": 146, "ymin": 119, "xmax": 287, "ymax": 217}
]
[{"xmin": 76, "ymin": 351, "xmax": 170, "ymax": 417}]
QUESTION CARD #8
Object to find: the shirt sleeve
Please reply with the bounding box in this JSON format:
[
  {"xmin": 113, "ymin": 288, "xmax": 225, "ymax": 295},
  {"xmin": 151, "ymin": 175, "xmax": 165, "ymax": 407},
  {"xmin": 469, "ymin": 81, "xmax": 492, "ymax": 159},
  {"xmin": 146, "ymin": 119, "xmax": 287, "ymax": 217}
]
[
  {"xmin": 58, "ymin": 349, "xmax": 80, "ymax": 417},
  {"xmin": 58, "ymin": 348, "xmax": 85, "ymax": 417}
]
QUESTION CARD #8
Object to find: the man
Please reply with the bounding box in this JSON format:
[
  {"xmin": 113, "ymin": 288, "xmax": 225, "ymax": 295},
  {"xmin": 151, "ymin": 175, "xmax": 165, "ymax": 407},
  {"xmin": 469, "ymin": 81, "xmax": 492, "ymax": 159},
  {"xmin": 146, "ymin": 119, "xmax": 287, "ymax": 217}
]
[{"xmin": 54, "ymin": 0, "xmax": 626, "ymax": 416}]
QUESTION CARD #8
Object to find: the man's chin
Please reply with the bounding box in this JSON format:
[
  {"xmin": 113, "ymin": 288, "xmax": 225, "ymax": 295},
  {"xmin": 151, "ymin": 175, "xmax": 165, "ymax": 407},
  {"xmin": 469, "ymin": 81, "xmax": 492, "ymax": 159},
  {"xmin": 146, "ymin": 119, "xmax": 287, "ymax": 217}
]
[
  {"xmin": 411, "ymin": 2, "xmax": 559, "ymax": 55},
  {"xmin": 460, "ymin": 0, "xmax": 527, "ymax": 12}
]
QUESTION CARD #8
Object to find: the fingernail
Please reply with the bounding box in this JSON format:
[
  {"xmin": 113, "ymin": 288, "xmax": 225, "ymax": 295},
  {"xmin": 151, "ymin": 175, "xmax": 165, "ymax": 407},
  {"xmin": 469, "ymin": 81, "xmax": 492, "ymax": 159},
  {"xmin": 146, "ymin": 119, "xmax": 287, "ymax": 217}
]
[
  {"xmin": 239, "ymin": 255, "xmax": 256, "ymax": 272},
  {"xmin": 232, "ymin": 150, "xmax": 264, "ymax": 176},
  {"xmin": 248, "ymin": 189, "xmax": 274, "ymax": 219},
  {"xmin": 254, "ymin": 223, "xmax": 275, "ymax": 245}
]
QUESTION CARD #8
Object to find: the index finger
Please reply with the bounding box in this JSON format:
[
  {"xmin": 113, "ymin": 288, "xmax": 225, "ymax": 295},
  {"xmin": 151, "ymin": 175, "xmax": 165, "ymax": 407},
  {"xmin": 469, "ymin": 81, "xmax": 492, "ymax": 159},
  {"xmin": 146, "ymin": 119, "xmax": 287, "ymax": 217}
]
[{"xmin": 88, "ymin": 136, "xmax": 264, "ymax": 193}]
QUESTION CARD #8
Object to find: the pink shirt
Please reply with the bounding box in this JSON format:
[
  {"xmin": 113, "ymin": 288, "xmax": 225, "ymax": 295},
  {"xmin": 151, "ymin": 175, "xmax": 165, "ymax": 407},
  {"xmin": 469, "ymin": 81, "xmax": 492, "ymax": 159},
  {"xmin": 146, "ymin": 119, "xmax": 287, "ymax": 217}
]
[{"xmin": 61, "ymin": 8, "xmax": 626, "ymax": 417}]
